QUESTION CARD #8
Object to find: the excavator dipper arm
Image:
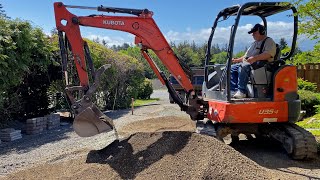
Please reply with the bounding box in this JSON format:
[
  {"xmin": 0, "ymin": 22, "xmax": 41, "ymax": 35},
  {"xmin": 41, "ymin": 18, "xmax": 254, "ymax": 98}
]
[{"xmin": 54, "ymin": 2, "xmax": 203, "ymax": 138}]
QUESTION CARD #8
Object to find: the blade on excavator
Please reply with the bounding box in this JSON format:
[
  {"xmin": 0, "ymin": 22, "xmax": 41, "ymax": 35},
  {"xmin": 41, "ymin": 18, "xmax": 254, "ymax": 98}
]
[{"xmin": 73, "ymin": 104, "xmax": 115, "ymax": 137}]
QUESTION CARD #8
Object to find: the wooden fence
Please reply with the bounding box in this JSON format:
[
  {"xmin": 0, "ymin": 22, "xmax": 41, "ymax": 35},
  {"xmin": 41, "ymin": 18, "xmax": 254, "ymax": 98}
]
[{"xmin": 297, "ymin": 63, "xmax": 320, "ymax": 92}]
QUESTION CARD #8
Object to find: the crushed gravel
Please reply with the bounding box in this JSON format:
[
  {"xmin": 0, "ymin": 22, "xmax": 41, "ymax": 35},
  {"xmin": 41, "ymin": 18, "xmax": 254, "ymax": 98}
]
[
  {"xmin": 0, "ymin": 89, "xmax": 319, "ymax": 179},
  {"xmin": 5, "ymin": 132, "xmax": 273, "ymax": 180}
]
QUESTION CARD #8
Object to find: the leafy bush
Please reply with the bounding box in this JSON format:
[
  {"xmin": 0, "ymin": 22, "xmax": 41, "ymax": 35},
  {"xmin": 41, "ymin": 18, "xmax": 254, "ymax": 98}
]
[
  {"xmin": 84, "ymin": 40, "xmax": 145, "ymax": 110},
  {"xmin": 47, "ymin": 79, "xmax": 70, "ymax": 112},
  {"xmin": 298, "ymin": 90, "xmax": 320, "ymax": 117},
  {"xmin": 137, "ymin": 78, "xmax": 153, "ymax": 99},
  {"xmin": 297, "ymin": 78, "xmax": 317, "ymax": 91},
  {"xmin": 0, "ymin": 17, "xmax": 54, "ymax": 124},
  {"xmin": 0, "ymin": 18, "xmax": 52, "ymax": 91},
  {"xmin": 315, "ymin": 105, "xmax": 320, "ymax": 114}
]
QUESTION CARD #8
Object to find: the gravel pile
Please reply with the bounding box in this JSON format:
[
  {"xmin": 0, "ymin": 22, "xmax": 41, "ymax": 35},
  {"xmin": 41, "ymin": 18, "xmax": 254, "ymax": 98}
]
[
  {"xmin": 118, "ymin": 116, "xmax": 195, "ymax": 137},
  {"xmin": 0, "ymin": 90, "xmax": 318, "ymax": 179},
  {"xmin": 5, "ymin": 131, "xmax": 272, "ymax": 180}
]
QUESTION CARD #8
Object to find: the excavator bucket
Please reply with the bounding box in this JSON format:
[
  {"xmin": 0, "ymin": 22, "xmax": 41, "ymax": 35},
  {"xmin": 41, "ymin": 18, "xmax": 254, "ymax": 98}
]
[
  {"xmin": 73, "ymin": 104, "xmax": 115, "ymax": 137},
  {"xmin": 65, "ymin": 64, "xmax": 118, "ymax": 139}
]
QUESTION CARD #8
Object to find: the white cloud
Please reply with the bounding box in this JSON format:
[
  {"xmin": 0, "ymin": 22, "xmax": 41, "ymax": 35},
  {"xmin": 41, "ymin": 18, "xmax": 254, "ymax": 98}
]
[
  {"xmin": 83, "ymin": 21, "xmax": 314, "ymax": 51},
  {"xmin": 44, "ymin": 31, "xmax": 51, "ymax": 36},
  {"xmin": 165, "ymin": 21, "xmax": 314, "ymax": 51},
  {"xmin": 85, "ymin": 34, "xmax": 134, "ymax": 47}
]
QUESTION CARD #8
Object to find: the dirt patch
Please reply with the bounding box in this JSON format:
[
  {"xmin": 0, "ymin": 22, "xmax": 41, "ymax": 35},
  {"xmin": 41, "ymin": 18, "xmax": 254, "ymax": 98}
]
[
  {"xmin": 5, "ymin": 131, "xmax": 274, "ymax": 180},
  {"xmin": 118, "ymin": 116, "xmax": 196, "ymax": 137}
]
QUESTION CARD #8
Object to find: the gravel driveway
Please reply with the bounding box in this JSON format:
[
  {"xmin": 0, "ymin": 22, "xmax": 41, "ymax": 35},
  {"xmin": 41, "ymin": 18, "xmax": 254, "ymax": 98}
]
[
  {"xmin": 0, "ymin": 89, "xmax": 319, "ymax": 179},
  {"xmin": 0, "ymin": 89, "xmax": 187, "ymax": 178}
]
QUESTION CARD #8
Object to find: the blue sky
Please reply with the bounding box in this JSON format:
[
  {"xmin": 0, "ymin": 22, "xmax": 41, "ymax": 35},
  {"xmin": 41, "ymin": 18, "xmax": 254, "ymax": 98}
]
[{"xmin": 1, "ymin": 0, "xmax": 314, "ymax": 51}]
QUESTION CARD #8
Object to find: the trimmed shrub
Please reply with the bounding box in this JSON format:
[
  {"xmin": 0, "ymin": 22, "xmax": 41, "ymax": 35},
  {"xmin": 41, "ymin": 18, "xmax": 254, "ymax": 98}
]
[
  {"xmin": 137, "ymin": 78, "xmax": 153, "ymax": 99},
  {"xmin": 0, "ymin": 17, "xmax": 54, "ymax": 125},
  {"xmin": 298, "ymin": 90, "xmax": 320, "ymax": 117},
  {"xmin": 298, "ymin": 78, "xmax": 317, "ymax": 91}
]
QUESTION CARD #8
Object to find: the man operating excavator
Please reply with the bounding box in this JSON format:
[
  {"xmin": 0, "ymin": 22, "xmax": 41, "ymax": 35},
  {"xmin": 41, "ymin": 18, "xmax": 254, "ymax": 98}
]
[
  {"xmin": 54, "ymin": 2, "xmax": 317, "ymax": 160},
  {"xmin": 231, "ymin": 23, "xmax": 277, "ymax": 98}
]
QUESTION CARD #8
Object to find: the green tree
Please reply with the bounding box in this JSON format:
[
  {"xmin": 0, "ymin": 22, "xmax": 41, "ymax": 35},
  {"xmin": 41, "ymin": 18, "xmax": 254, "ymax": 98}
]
[
  {"xmin": 119, "ymin": 46, "xmax": 167, "ymax": 79},
  {"xmin": 0, "ymin": 18, "xmax": 52, "ymax": 92},
  {"xmin": 84, "ymin": 40, "xmax": 145, "ymax": 110},
  {"xmin": 291, "ymin": 0, "xmax": 320, "ymax": 41},
  {"xmin": 137, "ymin": 78, "xmax": 153, "ymax": 99},
  {"xmin": 0, "ymin": 4, "xmax": 7, "ymax": 18},
  {"xmin": 0, "ymin": 18, "xmax": 54, "ymax": 123},
  {"xmin": 279, "ymin": 38, "xmax": 288, "ymax": 51},
  {"xmin": 210, "ymin": 51, "xmax": 228, "ymax": 64},
  {"xmin": 48, "ymin": 37, "xmax": 148, "ymax": 112},
  {"xmin": 111, "ymin": 43, "xmax": 130, "ymax": 51},
  {"xmin": 292, "ymin": 43, "xmax": 320, "ymax": 64},
  {"xmin": 289, "ymin": 0, "xmax": 320, "ymax": 64},
  {"xmin": 173, "ymin": 41, "xmax": 202, "ymax": 67},
  {"xmin": 102, "ymin": 39, "xmax": 107, "ymax": 47}
]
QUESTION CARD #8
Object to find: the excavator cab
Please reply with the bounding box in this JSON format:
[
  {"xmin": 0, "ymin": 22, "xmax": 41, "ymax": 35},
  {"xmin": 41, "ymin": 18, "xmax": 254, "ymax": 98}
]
[
  {"xmin": 199, "ymin": 2, "xmax": 317, "ymax": 160},
  {"xmin": 203, "ymin": 2, "xmax": 298, "ymax": 101}
]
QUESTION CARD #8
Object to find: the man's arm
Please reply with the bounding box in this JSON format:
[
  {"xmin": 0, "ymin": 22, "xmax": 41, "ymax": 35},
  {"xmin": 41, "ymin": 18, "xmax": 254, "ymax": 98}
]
[{"xmin": 245, "ymin": 52, "xmax": 272, "ymax": 64}]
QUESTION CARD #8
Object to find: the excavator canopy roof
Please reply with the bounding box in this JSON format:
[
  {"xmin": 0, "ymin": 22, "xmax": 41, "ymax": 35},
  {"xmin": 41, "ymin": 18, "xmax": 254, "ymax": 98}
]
[{"xmin": 218, "ymin": 2, "xmax": 293, "ymax": 18}]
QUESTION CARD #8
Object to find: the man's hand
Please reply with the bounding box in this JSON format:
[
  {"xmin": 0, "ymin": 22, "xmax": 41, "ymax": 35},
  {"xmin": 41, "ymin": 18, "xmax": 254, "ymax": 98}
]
[
  {"xmin": 232, "ymin": 57, "xmax": 243, "ymax": 63},
  {"xmin": 245, "ymin": 56, "xmax": 256, "ymax": 64}
]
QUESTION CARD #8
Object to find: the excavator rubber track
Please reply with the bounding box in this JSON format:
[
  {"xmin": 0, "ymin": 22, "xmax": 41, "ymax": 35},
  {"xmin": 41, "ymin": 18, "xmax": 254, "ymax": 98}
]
[
  {"xmin": 282, "ymin": 123, "xmax": 317, "ymax": 160},
  {"xmin": 195, "ymin": 120, "xmax": 318, "ymax": 160}
]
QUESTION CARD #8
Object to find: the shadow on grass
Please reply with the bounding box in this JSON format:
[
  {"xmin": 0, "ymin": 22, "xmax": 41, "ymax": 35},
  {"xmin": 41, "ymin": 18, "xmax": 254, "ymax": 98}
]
[
  {"xmin": 86, "ymin": 131, "xmax": 191, "ymax": 179},
  {"xmin": 231, "ymin": 137, "xmax": 320, "ymax": 179}
]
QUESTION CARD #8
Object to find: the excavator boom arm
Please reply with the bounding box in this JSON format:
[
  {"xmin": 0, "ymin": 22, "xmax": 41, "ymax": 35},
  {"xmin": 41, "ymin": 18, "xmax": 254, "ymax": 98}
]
[
  {"xmin": 54, "ymin": 2, "xmax": 193, "ymax": 92},
  {"xmin": 53, "ymin": 2, "xmax": 203, "ymax": 139}
]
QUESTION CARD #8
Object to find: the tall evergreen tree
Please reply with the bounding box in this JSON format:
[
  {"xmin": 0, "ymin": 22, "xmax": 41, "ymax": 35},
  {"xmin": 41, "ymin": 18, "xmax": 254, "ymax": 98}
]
[
  {"xmin": 279, "ymin": 38, "xmax": 288, "ymax": 51},
  {"xmin": 0, "ymin": 4, "xmax": 7, "ymax": 18}
]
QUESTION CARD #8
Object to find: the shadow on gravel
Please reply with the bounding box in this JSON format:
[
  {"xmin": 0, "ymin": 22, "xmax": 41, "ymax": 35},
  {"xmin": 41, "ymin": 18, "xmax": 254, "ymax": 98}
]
[
  {"xmin": 0, "ymin": 125, "xmax": 73, "ymax": 155},
  {"xmin": 86, "ymin": 131, "xmax": 191, "ymax": 179},
  {"xmin": 231, "ymin": 137, "xmax": 320, "ymax": 179}
]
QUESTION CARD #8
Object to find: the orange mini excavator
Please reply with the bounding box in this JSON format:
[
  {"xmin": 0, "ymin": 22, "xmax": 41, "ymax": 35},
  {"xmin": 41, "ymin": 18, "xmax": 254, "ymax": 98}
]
[{"xmin": 54, "ymin": 2, "xmax": 317, "ymax": 159}]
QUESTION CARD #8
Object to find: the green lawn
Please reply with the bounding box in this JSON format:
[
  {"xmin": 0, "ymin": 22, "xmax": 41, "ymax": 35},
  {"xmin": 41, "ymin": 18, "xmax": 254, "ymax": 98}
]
[
  {"xmin": 296, "ymin": 114, "xmax": 320, "ymax": 129},
  {"xmin": 133, "ymin": 98, "xmax": 160, "ymax": 107},
  {"xmin": 308, "ymin": 129, "xmax": 320, "ymax": 136},
  {"xmin": 296, "ymin": 114, "xmax": 320, "ymax": 152}
]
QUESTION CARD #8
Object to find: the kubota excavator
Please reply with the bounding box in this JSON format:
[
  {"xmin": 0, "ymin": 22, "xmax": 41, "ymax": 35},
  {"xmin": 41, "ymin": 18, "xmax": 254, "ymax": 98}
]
[{"xmin": 54, "ymin": 2, "xmax": 317, "ymax": 160}]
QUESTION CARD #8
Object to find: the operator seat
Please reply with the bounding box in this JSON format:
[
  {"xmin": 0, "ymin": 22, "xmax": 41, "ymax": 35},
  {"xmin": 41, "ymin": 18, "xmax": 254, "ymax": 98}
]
[{"xmin": 247, "ymin": 44, "xmax": 282, "ymax": 98}]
